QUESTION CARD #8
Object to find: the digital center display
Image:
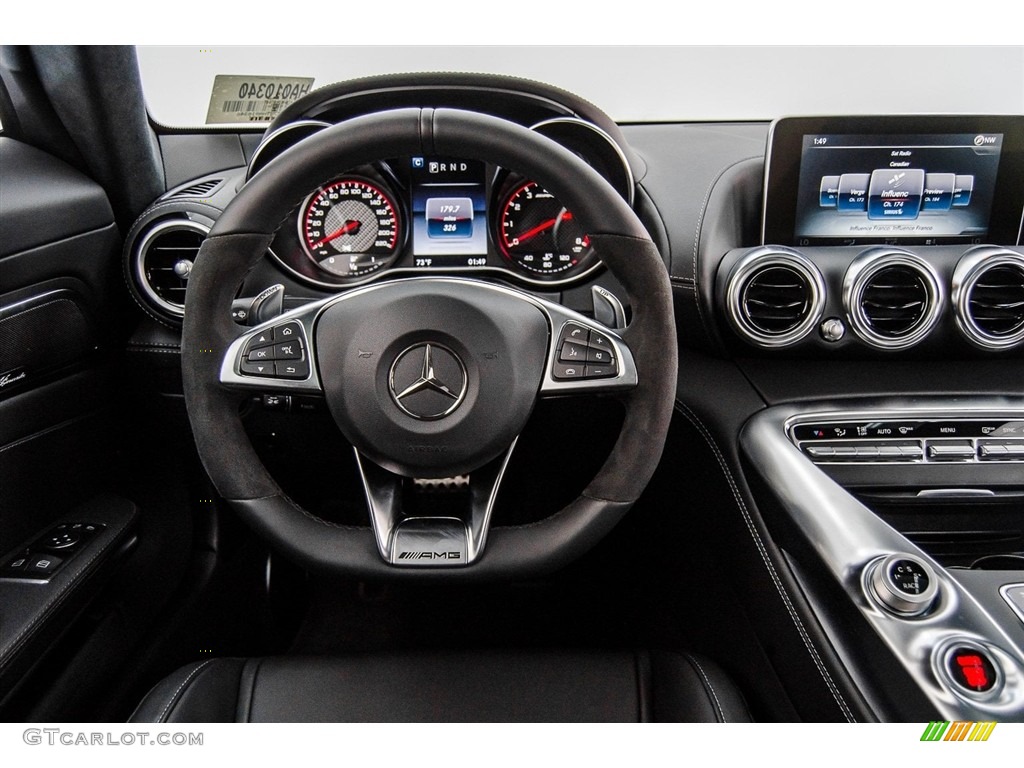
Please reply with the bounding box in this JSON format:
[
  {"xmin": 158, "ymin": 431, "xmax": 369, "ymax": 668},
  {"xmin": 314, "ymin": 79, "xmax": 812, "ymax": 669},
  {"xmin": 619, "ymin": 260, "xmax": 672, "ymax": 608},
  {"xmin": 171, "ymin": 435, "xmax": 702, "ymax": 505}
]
[
  {"xmin": 794, "ymin": 133, "xmax": 1003, "ymax": 245},
  {"xmin": 410, "ymin": 157, "xmax": 488, "ymax": 266}
]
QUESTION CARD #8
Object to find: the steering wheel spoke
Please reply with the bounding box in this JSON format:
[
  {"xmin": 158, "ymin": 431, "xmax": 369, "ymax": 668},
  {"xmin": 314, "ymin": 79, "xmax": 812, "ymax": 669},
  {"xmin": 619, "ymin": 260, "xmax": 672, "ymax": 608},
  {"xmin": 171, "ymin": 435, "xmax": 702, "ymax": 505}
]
[{"xmin": 354, "ymin": 439, "xmax": 518, "ymax": 567}]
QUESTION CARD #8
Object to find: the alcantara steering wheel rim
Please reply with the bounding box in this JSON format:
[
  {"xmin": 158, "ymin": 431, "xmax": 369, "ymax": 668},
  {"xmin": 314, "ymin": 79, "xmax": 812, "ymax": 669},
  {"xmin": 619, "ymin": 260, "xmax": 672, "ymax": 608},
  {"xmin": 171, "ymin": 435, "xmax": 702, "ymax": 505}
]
[{"xmin": 181, "ymin": 107, "xmax": 677, "ymax": 579}]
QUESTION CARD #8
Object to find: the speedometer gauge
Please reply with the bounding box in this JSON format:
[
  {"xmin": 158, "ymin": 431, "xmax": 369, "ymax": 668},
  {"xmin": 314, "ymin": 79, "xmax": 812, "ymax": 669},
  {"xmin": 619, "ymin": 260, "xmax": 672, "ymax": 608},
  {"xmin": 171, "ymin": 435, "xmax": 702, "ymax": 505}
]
[
  {"xmin": 300, "ymin": 179, "xmax": 401, "ymax": 278},
  {"xmin": 498, "ymin": 181, "xmax": 592, "ymax": 275}
]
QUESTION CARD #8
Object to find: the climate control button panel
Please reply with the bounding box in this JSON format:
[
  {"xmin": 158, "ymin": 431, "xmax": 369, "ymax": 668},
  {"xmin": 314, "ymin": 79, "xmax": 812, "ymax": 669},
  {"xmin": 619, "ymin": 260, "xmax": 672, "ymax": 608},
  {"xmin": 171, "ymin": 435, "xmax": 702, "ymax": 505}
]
[{"xmin": 791, "ymin": 418, "xmax": 1024, "ymax": 464}]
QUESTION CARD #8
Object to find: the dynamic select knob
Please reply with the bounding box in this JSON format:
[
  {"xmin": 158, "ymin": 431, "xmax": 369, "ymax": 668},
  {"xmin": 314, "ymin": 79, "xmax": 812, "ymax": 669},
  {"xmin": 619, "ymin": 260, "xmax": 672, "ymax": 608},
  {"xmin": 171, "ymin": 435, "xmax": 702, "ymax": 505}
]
[{"xmin": 868, "ymin": 554, "xmax": 939, "ymax": 617}]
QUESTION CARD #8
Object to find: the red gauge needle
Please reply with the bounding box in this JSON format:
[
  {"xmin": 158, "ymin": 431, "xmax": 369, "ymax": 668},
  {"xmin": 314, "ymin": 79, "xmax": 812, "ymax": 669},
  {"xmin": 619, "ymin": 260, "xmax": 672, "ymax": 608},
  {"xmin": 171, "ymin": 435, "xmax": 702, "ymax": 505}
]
[
  {"xmin": 309, "ymin": 220, "xmax": 361, "ymax": 249},
  {"xmin": 511, "ymin": 210, "xmax": 574, "ymax": 244}
]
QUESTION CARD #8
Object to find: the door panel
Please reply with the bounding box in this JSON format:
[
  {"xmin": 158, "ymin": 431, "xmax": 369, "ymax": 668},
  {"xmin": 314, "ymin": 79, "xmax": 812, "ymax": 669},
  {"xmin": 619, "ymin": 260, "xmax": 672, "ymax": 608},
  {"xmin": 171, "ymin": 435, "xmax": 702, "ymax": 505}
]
[{"xmin": 0, "ymin": 134, "xmax": 132, "ymax": 709}]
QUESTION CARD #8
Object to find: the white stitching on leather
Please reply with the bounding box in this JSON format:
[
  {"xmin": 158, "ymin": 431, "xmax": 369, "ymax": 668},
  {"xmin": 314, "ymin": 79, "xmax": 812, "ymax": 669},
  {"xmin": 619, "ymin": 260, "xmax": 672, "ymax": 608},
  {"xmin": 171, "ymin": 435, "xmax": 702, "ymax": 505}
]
[
  {"xmin": 689, "ymin": 156, "xmax": 761, "ymax": 345},
  {"xmin": 127, "ymin": 340, "xmax": 181, "ymax": 349},
  {"xmin": 682, "ymin": 653, "xmax": 725, "ymax": 723},
  {"xmin": 126, "ymin": 347, "xmax": 181, "ymax": 355},
  {"xmin": 157, "ymin": 659, "xmax": 216, "ymax": 723},
  {"xmin": 240, "ymin": 658, "xmax": 264, "ymax": 722},
  {"xmin": 674, "ymin": 402, "xmax": 856, "ymax": 722},
  {"xmin": 0, "ymin": 415, "xmax": 92, "ymax": 457},
  {"xmin": 236, "ymin": 493, "xmax": 362, "ymax": 532}
]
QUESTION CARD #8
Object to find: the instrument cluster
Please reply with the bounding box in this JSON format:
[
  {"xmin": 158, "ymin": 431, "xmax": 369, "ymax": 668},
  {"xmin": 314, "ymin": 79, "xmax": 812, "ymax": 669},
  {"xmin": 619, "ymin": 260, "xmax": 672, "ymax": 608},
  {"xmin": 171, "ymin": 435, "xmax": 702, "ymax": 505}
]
[{"xmin": 258, "ymin": 119, "xmax": 635, "ymax": 290}]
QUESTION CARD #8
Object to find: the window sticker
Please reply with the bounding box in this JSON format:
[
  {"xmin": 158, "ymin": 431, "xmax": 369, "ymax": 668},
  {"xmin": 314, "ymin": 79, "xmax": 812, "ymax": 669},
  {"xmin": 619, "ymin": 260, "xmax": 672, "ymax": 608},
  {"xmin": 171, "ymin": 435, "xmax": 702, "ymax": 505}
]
[{"xmin": 205, "ymin": 75, "xmax": 315, "ymax": 124}]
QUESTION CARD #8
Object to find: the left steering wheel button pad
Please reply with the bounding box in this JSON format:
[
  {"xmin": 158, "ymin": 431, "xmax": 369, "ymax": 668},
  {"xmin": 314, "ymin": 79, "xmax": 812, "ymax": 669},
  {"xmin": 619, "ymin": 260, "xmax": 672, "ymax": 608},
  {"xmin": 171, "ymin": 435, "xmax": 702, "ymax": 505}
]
[{"xmin": 239, "ymin": 321, "xmax": 309, "ymax": 380}]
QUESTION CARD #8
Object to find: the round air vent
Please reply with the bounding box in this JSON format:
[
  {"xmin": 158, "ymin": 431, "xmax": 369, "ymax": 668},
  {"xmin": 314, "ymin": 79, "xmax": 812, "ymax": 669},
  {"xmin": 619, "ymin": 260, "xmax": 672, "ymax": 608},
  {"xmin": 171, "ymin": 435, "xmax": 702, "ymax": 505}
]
[
  {"xmin": 952, "ymin": 247, "xmax": 1024, "ymax": 349},
  {"xmin": 132, "ymin": 219, "xmax": 209, "ymax": 320},
  {"xmin": 844, "ymin": 249, "xmax": 942, "ymax": 349},
  {"xmin": 726, "ymin": 247, "xmax": 825, "ymax": 347}
]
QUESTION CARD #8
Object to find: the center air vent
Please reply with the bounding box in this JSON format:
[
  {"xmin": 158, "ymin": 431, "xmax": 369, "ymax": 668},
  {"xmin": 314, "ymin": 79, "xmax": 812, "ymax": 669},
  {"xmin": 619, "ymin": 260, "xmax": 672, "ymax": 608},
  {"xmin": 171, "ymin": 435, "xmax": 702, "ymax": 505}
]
[
  {"xmin": 953, "ymin": 247, "xmax": 1024, "ymax": 349},
  {"xmin": 726, "ymin": 247, "xmax": 825, "ymax": 347},
  {"xmin": 845, "ymin": 250, "xmax": 942, "ymax": 349},
  {"xmin": 861, "ymin": 266, "xmax": 928, "ymax": 336},
  {"xmin": 132, "ymin": 219, "xmax": 209, "ymax": 320}
]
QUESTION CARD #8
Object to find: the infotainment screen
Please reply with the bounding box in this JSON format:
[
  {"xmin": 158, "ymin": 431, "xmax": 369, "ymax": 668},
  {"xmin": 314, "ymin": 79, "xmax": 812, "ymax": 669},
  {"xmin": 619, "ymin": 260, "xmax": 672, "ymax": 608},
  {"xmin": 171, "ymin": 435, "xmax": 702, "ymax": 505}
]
[{"xmin": 762, "ymin": 116, "xmax": 1024, "ymax": 247}]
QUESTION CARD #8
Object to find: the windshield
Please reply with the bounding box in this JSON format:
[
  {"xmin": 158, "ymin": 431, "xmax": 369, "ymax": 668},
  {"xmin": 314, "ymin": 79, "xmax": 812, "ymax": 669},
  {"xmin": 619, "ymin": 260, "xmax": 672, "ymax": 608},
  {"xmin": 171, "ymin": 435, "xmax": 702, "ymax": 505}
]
[{"xmin": 137, "ymin": 45, "xmax": 1024, "ymax": 128}]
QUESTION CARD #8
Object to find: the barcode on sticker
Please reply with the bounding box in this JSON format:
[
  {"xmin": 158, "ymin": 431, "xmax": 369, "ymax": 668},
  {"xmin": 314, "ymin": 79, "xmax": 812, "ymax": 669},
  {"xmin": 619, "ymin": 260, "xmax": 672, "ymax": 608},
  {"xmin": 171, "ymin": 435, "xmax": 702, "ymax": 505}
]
[{"xmin": 206, "ymin": 75, "xmax": 315, "ymax": 124}]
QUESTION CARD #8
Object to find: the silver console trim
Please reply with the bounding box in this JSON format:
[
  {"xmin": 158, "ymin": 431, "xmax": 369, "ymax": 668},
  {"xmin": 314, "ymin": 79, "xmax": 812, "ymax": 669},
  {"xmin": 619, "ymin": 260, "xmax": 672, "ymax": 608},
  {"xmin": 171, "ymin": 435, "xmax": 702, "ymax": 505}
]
[
  {"xmin": 1001, "ymin": 584, "xmax": 1024, "ymax": 628},
  {"xmin": 742, "ymin": 398, "xmax": 1024, "ymax": 720}
]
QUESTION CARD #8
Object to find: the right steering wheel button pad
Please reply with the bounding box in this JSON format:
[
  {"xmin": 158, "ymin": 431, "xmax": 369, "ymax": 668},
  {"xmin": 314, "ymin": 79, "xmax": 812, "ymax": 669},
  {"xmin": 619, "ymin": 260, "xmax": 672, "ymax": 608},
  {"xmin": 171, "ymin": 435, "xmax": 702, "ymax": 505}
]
[
  {"xmin": 239, "ymin": 321, "xmax": 310, "ymax": 379},
  {"xmin": 554, "ymin": 322, "xmax": 618, "ymax": 380}
]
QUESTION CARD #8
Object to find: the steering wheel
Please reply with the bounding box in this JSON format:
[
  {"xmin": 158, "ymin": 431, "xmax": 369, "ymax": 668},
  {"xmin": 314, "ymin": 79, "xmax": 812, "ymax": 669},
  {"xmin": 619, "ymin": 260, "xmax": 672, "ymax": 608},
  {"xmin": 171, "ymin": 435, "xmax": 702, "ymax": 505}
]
[{"xmin": 181, "ymin": 108, "xmax": 677, "ymax": 579}]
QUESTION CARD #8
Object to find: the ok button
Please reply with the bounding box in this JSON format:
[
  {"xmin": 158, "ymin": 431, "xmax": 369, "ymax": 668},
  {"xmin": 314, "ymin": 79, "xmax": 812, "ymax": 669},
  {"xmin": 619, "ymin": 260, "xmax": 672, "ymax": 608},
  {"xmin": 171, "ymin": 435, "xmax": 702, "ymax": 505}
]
[{"xmin": 248, "ymin": 347, "xmax": 274, "ymax": 362}]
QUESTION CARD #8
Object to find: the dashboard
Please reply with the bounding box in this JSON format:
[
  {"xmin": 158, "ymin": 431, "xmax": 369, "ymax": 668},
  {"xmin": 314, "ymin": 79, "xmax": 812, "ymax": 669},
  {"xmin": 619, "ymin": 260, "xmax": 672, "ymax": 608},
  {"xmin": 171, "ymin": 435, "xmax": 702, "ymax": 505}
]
[
  {"xmin": 8, "ymin": 45, "xmax": 1024, "ymax": 727},
  {"xmin": 124, "ymin": 83, "xmax": 644, "ymax": 322},
  {"xmin": 114, "ymin": 73, "xmax": 1024, "ymax": 723}
]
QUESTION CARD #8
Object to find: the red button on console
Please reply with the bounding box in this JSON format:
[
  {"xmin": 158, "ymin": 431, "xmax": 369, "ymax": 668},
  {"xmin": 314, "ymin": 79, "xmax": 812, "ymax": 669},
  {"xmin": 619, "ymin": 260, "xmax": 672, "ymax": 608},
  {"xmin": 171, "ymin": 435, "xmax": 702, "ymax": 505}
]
[{"xmin": 948, "ymin": 647, "xmax": 997, "ymax": 693}]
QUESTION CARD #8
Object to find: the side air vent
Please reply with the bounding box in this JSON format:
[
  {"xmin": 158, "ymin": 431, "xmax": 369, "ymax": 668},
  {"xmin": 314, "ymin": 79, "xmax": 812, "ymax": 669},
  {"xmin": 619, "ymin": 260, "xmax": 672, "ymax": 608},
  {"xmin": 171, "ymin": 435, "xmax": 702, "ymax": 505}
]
[
  {"xmin": 168, "ymin": 178, "xmax": 222, "ymax": 198},
  {"xmin": 953, "ymin": 247, "xmax": 1024, "ymax": 350},
  {"xmin": 844, "ymin": 249, "xmax": 942, "ymax": 349},
  {"xmin": 726, "ymin": 247, "xmax": 825, "ymax": 347},
  {"xmin": 132, "ymin": 219, "xmax": 209, "ymax": 319}
]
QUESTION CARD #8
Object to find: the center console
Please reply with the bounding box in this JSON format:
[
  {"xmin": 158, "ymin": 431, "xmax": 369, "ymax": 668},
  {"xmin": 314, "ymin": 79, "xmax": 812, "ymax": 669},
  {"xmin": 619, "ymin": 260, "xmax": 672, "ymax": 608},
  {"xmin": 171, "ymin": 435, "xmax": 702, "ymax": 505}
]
[{"xmin": 742, "ymin": 399, "xmax": 1024, "ymax": 720}]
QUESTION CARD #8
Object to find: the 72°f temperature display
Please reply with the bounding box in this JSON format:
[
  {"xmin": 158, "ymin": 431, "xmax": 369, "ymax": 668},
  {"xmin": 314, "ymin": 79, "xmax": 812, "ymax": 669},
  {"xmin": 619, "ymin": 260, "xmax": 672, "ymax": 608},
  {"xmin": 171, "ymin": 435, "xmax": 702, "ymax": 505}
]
[{"xmin": 300, "ymin": 179, "xmax": 400, "ymax": 277}]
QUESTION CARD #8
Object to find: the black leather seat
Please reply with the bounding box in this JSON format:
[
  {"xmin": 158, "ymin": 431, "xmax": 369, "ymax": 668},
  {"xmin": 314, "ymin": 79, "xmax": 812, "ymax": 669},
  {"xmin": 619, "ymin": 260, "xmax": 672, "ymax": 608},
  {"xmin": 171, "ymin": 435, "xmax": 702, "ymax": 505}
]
[{"xmin": 130, "ymin": 650, "xmax": 751, "ymax": 722}]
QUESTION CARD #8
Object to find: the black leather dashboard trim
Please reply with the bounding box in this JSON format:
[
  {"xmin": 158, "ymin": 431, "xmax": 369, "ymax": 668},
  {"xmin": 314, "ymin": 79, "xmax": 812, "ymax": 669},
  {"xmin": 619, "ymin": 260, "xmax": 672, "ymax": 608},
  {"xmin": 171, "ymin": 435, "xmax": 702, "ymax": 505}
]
[
  {"xmin": 671, "ymin": 346, "xmax": 876, "ymax": 722},
  {"xmin": 0, "ymin": 137, "xmax": 114, "ymax": 258},
  {"xmin": 265, "ymin": 72, "xmax": 645, "ymax": 180}
]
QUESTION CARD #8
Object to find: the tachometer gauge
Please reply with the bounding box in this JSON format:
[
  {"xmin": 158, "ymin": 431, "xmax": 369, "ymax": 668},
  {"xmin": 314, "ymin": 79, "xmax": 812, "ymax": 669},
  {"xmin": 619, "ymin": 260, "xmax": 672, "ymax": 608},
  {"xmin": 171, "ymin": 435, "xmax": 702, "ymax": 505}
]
[
  {"xmin": 498, "ymin": 181, "xmax": 592, "ymax": 275},
  {"xmin": 300, "ymin": 178, "xmax": 401, "ymax": 278}
]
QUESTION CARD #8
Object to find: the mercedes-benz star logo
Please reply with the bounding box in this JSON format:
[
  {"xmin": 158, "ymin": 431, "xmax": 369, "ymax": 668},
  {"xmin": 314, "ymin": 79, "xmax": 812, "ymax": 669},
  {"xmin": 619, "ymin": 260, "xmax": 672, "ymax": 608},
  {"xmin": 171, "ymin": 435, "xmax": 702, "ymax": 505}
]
[{"xmin": 388, "ymin": 343, "xmax": 468, "ymax": 420}]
